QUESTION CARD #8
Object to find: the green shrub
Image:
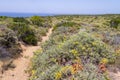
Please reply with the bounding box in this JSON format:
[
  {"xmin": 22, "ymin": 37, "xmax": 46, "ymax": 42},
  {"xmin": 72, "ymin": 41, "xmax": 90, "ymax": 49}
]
[
  {"xmin": 0, "ymin": 16, "xmax": 7, "ymax": 21},
  {"xmin": 42, "ymin": 27, "xmax": 79, "ymax": 51},
  {"xmin": 13, "ymin": 17, "xmax": 29, "ymax": 24},
  {"xmin": 0, "ymin": 26, "xmax": 22, "ymax": 58},
  {"xmin": 8, "ymin": 22, "xmax": 38, "ymax": 45},
  {"xmin": 38, "ymin": 27, "xmax": 48, "ymax": 36},
  {"xmin": 30, "ymin": 16, "xmax": 44, "ymax": 26},
  {"xmin": 29, "ymin": 15, "xmax": 120, "ymax": 80},
  {"xmin": 53, "ymin": 22, "xmax": 80, "ymax": 30},
  {"xmin": 30, "ymin": 31, "xmax": 115, "ymax": 80},
  {"xmin": 21, "ymin": 31, "xmax": 37, "ymax": 45},
  {"xmin": 75, "ymin": 63, "xmax": 109, "ymax": 80},
  {"xmin": 110, "ymin": 17, "xmax": 120, "ymax": 29}
]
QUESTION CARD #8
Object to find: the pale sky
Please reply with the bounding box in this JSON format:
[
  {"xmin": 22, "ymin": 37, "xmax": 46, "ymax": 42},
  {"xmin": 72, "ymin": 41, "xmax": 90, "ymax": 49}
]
[{"xmin": 0, "ymin": 0, "xmax": 120, "ymax": 14}]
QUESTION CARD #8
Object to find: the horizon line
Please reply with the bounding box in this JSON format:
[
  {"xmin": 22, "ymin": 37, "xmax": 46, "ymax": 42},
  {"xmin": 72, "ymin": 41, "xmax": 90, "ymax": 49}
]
[{"xmin": 0, "ymin": 12, "xmax": 120, "ymax": 15}]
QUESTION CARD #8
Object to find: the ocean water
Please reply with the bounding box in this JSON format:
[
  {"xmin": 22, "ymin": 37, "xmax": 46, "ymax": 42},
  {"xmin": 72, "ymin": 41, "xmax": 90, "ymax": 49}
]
[
  {"xmin": 0, "ymin": 12, "xmax": 118, "ymax": 17},
  {"xmin": 0, "ymin": 12, "xmax": 53, "ymax": 17}
]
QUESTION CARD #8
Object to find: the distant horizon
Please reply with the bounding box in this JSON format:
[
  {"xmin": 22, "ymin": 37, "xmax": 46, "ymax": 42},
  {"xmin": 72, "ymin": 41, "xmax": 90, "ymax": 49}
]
[
  {"xmin": 1, "ymin": 12, "xmax": 120, "ymax": 14},
  {"xmin": 0, "ymin": 12, "xmax": 120, "ymax": 17}
]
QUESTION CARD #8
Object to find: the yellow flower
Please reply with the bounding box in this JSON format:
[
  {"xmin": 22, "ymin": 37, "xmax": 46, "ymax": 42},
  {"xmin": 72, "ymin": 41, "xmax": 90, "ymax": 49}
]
[
  {"xmin": 82, "ymin": 47, "xmax": 86, "ymax": 50},
  {"xmin": 51, "ymin": 58, "xmax": 56, "ymax": 62},
  {"xmin": 100, "ymin": 58, "xmax": 108, "ymax": 64},
  {"xmin": 92, "ymin": 42, "xmax": 96, "ymax": 46},
  {"xmin": 70, "ymin": 49, "xmax": 78, "ymax": 56},
  {"xmin": 74, "ymin": 41, "xmax": 79, "ymax": 45},
  {"xmin": 61, "ymin": 66, "xmax": 69, "ymax": 72},
  {"xmin": 70, "ymin": 66, "xmax": 76, "ymax": 74},
  {"xmin": 55, "ymin": 72, "xmax": 62, "ymax": 80},
  {"xmin": 32, "ymin": 70, "xmax": 36, "ymax": 75}
]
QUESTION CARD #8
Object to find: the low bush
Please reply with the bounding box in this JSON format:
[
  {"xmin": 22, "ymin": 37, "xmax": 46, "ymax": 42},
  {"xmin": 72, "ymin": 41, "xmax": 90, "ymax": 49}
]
[
  {"xmin": 53, "ymin": 22, "xmax": 80, "ymax": 30},
  {"xmin": 0, "ymin": 26, "xmax": 22, "ymax": 58},
  {"xmin": 110, "ymin": 17, "xmax": 120, "ymax": 29},
  {"xmin": 30, "ymin": 16, "xmax": 44, "ymax": 26},
  {"xmin": 30, "ymin": 31, "xmax": 115, "ymax": 80},
  {"xmin": 0, "ymin": 16, "xmax": 7, "ymax": 21},
  {"xmin": 13, "ymin": 17, "xmax": 29, "ymax": 24},
  {"xmin": 21, "ymin": 31, "xmax": 37, "ymax": 45},
  {"xmin": 42, "ymin": 26, "xmax": 79, "ymax": 51},
  {"xmin": 8, "ymin": 22, "xmax": 38, "ymax": 45}
]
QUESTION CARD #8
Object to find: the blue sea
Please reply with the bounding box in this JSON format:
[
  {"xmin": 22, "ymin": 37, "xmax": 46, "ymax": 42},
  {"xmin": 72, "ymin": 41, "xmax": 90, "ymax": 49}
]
[
  {"xmin": 0, "ymin": 12, "xmax": 54, "ymax": 17},
  {"xmin": 0, "ymin": 12, "xmax": 119, "ymax": 17}
]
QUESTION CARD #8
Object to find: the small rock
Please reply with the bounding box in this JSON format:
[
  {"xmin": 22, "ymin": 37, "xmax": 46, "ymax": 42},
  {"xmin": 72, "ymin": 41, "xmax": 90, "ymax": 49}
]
[{"xmin": 12, "ymin": 74, "xmax": 14, "ymax": 77}]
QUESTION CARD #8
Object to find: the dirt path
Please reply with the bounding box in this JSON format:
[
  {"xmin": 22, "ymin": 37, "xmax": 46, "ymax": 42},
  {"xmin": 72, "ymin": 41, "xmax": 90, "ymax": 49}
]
[
  {"xmin": 109, "ymin": 71, "xmax": 120, "ymax": 80},
  {"xmin": 0, "ymin": 28, "xmax": 53, "ymax": 80}
]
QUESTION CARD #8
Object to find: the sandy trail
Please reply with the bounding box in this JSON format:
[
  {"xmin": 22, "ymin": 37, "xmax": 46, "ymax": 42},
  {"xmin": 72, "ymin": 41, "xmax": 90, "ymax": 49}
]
[
  {"xmin": 109, "ymin": 71, "xmax": 120, "ymax": 80},
  {"xmin": 0, "ymin": 28, "xmax": 53, "ymax": 80}
]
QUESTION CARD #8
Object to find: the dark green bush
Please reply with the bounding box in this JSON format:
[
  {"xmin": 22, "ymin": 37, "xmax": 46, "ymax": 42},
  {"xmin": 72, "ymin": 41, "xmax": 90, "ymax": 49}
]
[
  {"xmin": 0, "ymin": 16, "xmax": 7, "ymax": 21},
  {"xmin": 30, "ymin": 16, "xmax": 44, "ymax": 26},
  {"xmin": 8, "ymin": 22, "xmax": 30, "ymax": 37},
  {"xmin": 8, "ymin": 22, "xmax": 38, "ymax": 45},
  {"xmin": 110, "ymin": 17, "xmax": 120, "ymax": 28},
  {"xmin": 13, "ymin": 17, "xmax": 29, "ymax": 24},
  {"xmin": 21, "ymin": 31, "xmax": 37, "ymax": 45},
  {"xmin": 53, "ymin": 22, "xmax": 80, "ymax": 30}
]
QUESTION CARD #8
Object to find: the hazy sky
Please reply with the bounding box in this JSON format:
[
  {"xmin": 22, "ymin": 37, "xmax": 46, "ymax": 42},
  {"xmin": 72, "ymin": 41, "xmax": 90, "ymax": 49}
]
[{"xmin": 0, "ymin": 0, "xmax": 120, "ymax": 14}]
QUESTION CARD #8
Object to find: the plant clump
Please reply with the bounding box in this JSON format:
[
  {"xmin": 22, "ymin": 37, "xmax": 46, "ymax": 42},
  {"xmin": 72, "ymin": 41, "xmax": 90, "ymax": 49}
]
[
  {"xmin": 0, "ymin": 25, "xmax": 22, "ymax": 58},
  {"xmin": 30, "ymin": 31, "xmax": 115, "ymax": 80}
]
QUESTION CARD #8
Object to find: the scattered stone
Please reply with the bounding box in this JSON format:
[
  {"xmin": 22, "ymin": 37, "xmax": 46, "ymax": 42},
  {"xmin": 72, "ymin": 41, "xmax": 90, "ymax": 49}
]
[{"xmin": 12, "ymin": 74, "xmax": 14, "ymax": 77}]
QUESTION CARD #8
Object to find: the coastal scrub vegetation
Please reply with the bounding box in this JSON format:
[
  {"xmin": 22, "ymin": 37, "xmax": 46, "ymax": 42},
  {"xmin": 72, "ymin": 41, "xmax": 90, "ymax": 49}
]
[
  {"xmin": 0, "ymin": 16, "xmax": 51, "ymax": 70},
  {"xmin": 0, "ymin": 15, "xmax": 120, "ymax": 80},
  {"xmin": 30, "ymin": 15, "xmax": 120, "ymax": 80}
]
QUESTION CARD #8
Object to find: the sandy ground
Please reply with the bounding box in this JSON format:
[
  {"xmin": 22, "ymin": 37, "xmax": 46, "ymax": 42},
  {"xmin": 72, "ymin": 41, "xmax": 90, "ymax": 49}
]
[
  {"xmin": 0, "ymin": 28, "xmax": 53, "ymax": 80},
  {"xmin": 109, "ymin": 71, "xmax": 120, "ymax": 80}
]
